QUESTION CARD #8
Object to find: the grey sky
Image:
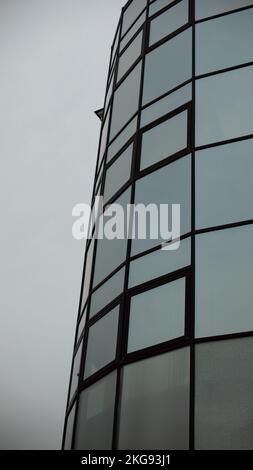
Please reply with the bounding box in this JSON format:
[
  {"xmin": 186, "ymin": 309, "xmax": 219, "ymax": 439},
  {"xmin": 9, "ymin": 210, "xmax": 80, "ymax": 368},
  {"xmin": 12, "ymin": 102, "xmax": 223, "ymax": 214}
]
[{"xmin": 0, "ymin": 0, "xmax": 126, "ymax": 450}]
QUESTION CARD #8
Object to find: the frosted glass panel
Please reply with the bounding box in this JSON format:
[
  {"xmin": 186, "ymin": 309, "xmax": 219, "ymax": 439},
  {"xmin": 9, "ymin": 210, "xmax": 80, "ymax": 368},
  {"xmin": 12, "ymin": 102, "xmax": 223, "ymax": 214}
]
[
  {"xmin": 104, "ymin": 143, "xmax": 133, "ymax": 203},
  {"xmin": 196, "ymin": 0, "xmax": 253, "ymax": 19},
  {"xmin": 118, "ymin": 348, "xmax": 190, "ymax": 449},
  {"xmin": 89, "ymin": 268, "xmax": 125, "ymax": 318},
  {"xmin": 149, "ymin": 0, "xmax": 188, "ymax": 46}
]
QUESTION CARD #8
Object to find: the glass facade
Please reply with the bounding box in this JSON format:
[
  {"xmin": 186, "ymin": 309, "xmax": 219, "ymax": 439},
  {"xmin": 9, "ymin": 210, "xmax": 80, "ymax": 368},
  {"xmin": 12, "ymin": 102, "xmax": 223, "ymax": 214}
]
[{"xmin": 63, "ymin": 0, "xmax": 253, "ymax": 450}]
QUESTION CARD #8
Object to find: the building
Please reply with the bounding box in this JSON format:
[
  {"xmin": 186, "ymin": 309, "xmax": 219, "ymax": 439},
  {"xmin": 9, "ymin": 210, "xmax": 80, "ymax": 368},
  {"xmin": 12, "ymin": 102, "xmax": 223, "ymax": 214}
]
[{"xmin": 62, "ymin": 0, "xmax": 253, "ymax": 450}]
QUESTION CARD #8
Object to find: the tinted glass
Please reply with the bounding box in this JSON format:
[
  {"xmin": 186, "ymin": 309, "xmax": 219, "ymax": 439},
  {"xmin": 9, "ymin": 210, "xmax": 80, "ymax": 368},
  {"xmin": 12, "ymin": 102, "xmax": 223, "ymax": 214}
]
[
  {"xmin": 118, "ymin": 31, "xmax": 143, "ymax": 82},
  {"xmin": 89, "ymin": 267, "xmax": 125, "ymax": 318},
  {"xmin": 80, "ymin": 238, "xmax": 95, "ymax": 312},
  {"xmin": 120, "ymin": 12, "xmax": 146, "ymax": 52},
  {"xmin": 149, "ymin": 0, "xmax": 175, "ymax": 16},
  {"xmin": 76, "ymin": 308, "xmax": 87, "ymax": 343},
  {"xmin": 196, "ymin": 0, "xmax": 253, "ymax": 19},
  {"xmin": 104, "ymin": 143, "xmax": 133, "ymax": 203},
  {"xmin": 64, "ymin": 404, "xmax": 76, "ymax": 450},
  {"xmin": 149, "ymin": 0, "xmax": 188, "ymax": 46},
  {"xmin": 107, "ymin": 116, "xmax": 137, "ymax": 163},
  {"xmin": 122, "ymin": 0, "xmax": 147, "ymax": 36},
  {"xmin": 69, "ymin": 344, "xmax": 82, "ymax": 402}
]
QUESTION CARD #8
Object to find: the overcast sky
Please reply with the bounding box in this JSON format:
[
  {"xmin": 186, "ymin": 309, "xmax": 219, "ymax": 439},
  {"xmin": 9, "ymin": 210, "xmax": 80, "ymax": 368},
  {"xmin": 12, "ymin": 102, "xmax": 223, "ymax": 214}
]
[{"xmin": 0, "ymin": 0, "xmax": 126, "ymax": 450}]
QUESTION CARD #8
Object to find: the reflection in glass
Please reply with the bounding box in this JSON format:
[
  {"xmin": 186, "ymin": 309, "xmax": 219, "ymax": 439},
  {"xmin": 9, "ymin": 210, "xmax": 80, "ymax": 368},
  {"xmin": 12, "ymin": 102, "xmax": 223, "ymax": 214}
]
[{"xmin": 149, "ymin": 0, "xmax": 188, "ymax": 46}]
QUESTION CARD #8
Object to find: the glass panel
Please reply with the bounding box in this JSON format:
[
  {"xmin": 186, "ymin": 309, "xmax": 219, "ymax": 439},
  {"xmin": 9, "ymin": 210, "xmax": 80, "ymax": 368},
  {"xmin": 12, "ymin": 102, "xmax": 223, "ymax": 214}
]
[
  {"xmin": 196, "ymin": 0, "xmax": 253, "ymax": 20},
  {"xmin": 149, "ymin": 0, "xmax": 189, "ymax": 46},
  {"xmin": 196, "ymin": 139, "xmax": 253, "ymax": 229},
  {"xmin": 64, "ymin": 404, "xmax": 76, "ymax": 450},
  {"xmin": 74, "ymin": 371, "xmax": 117, "ymax": 450},
  {"xmin": 196, "ymin": 66, "xmax": 253, "ymax": 146},
  {"xmin": 76, "ymin": 308, "xmax": 87, "ymax": 343},
  {"xmin": 196, "ymin": 9, "xmax": 253, "ymax": 75},
  {"xmin": 128, "ymin": 278, "xmax": 185, "ymax": 353},
  {"xmin": 129, "ymin": 237, "xmax": 191, "ymax": 287},
  {"xmin": 69, "ymin": 344, "xmax": 82, "ymax": 402},
  {"xmin": 111, "ymin": 26, "xmax": 120, "ymax": 68},
  {"xmin": 122, "ymin": 0, "xmax": 147, "ymax": 36},
  {"xmin": 84, "ymin": 306, "xmax": 119, "ymax": 379},
  {"xmin": 89, "ymin": 267, "xmax": 125, "ymax": 318},
  {"xmin": 107, "ymin": 116, "xmax": 137, "ymax": 163},
  {"xmin": 149, "ymin": 0, "xmax": 175, "ymax": 16},
  {"xmin": 141, "ymin": 83, "xmax": 191, "ymax": 127},
  {"xmin": 142, "ymin": 28, "xmax": 192, "ymax": 105},
  {"xmin": 97, "ymin": 108, "xmax": 110, "ymax": 169},
  {"xmin": 104, "ymin": 143, "xmax": 133, "ymax": 203},
  {"xmin": 93, "ymin": 188, "xmax": 130, "ymax": 286},
  {"xmin": 104, "ymin": 73, "xmax": 114, "ymax": 116},
  {"xmin": 118, "ymin": 31, "xmax": 143, "ymax": 82},
  {"xmin": 118, "ymin": 348, "xmax": 190, "ymax": 449},
  {"xmin": 120, "ymin": 12, "xmax": 146, "ymax": 52},
  {"xmin": 80, "ymin": 238, "xmax": 95, "ymax": 314},
  {"xmin": 196, "ymin": 225, "xmax": 253, "ymax": 338},
  {"xmin": 131, "ymin": 156, "xmax": 191, "ymax": 255},
  {"xmin": 195, "ymin": 338, "xmax": 253, "ymax": 450},
  {"xmin": 140, "ymin": 110, "xmax": 188, "ymax": 170},
  {"xmin": 110, "ymin": 62, "xmax": 141, "ymax": 139}
]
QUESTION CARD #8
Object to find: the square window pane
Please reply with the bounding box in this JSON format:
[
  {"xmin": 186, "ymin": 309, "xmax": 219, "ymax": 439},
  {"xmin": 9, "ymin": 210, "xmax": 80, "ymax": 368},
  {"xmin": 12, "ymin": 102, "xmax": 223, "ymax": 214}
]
[
  {"xmin": 195, "ymin": 0, "xmax": 253, "ymax": 20},
  {"xmin": 122, "ymin": 0, "xmax": 147, "ymax": 36},
  {"xmin": 128, "ymin": 278, "xmax": 185, "ymax": 353},
  {"xmin": 195, "ymin": 338, "xmax": 253, "ymax": 450},
  {"xmin": 110, "ymin": 62, "xmax": 141, "ymax": 139},
  {"xmin": 104, "ymin": 143, "xmax": 133, "ymax": 203},
  {"xmin": 196, "ymin": 225, "xmax": 253, "ymax": 338},
  {"xmin": 89, "ymin": 268, "xmax": 125, "ymax": 318},
  {"xmin": 149, "ymin": 0, "xmax": 175, "ymax": 16},
  {"xmin": 149, "ymin": 0, "xmax": 189, "ymax": 46},
  {"xmin": 64, "ymin": 404, "xmax": 76, "ymax": 450},
  {"xmin": 118, "ymin": 348, "xmax": 190, "ymax": 449},
  {"xmin": 84, "ymin": 305, "xmax": 119, "ymax": 379},
  {"xmin": 74, "ymin": 371, "xmax": 116, "ymax": 450},
  {"xmin": 129, "ymin": 237, "xmax": 191, "ymax": 287},
  {"xmin": 196, "ymin": 139, "xmax": 253, "ymax": 229},
  {"xmin": 131, "ymin": 156, "xmax": 191, "ymax": 255},
  {"xmin": 196, "ymin": 9, "xmax": 253, "ymax": 75},
  {"xmin": 107, "ymin": 116, "xmax": 137, "ymax": 163},
  {"xmin": 196, "ymin": 66, "xmax": 253, "ymax": 146},
  {"xmin": 69, "ymin": 344, "xmax": 82, "ymax": 402},
  {"xmin": 118, "ymin": 31, "xmax": 143, "ymax": 82},
  {"xmin": 142, "ymin": 28, "xmax": 192, "ymax": 105},
  {"xmin": 140, "ymin": 110, "xmax": 188, "ymax": 170}
]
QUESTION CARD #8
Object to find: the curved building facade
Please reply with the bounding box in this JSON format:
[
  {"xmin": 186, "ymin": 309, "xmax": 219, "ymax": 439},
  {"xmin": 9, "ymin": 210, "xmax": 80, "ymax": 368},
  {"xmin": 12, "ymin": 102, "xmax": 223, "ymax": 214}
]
[{"xmin": 63, "ymin": 0, "xmax": 253, "ymax": 450}]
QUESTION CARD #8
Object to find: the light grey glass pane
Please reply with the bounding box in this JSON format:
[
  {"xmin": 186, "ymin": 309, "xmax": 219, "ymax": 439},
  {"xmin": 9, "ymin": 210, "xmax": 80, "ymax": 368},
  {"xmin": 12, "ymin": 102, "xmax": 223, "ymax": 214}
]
[
  {"xmin": 141, "ymin": 83, "xmax": 191, "ymax": 127},
  {"xmin": 140, "ymin": 110, "xmax": 188, "ymax": 170},
  {"xmin": 90, "ymin": 267, "xmax": 125, "ymax": 318},
  {"xmin": 129, "ymin": 237, "xmax": 191, "ymax": 287},
  {"xmin": 118, "ymin": 31, "xmax": 143, "ymax": 82},
  {"xmin": 93, "ymin": 188, "xmax": 130, "ymax": 286},
  {"xmin": 122, "ymin": 0, "xmax": 147, "ymax": 36},
  {"xmin": 118, "ymin": 348, "xmax": 190, "ymax": 450},
  {"xmin": 104, "ymin": 143, "xmax": 133, "ymax": 203},
  {"xmin": 107, "ymin": 116, "xmax": 137, "ymax": 163},
  {"xmin": 120, "ymin": 12, "xmax": 146, "ymax": 52},
  {"xmin": 131, "ymin": 156, "xmax": 191, "ymax": 255},
  {"xmin": 149, "ymin": 0, "xmax": 175, "ymax": 16},
  {"xmin": 84, "ymin": 306, "xmax": 119, "ymax": 379},
  {"xmin": 196, "ymin": 0, "xmax": 253, "ymax": 20},
  {"xmin": 75, "ymin": 371, "xmax": 116, "ymax": 450},
  {"xmin": 111, "ymin": 27, "xmax": 120, "ymax": 66},
  {"xmin": 69, "ymin": 344, "xmax": 82, "ymax": 402},
  {"xmin": 196, "ymin": 225, "xmax": 253, "ymax": 338},
  {"xmin": 196, "ymin": 9, "xmax": 253, "ymax": 75},
  {"xmin": 104, "ymin": 74, "xmax": 114, "ymax": 115},
  {"xmin": 142, "ymin": 28, "xmax": 192, "ymax": 105},
  {"xmin": 128, "ymin": 278, "xmax": 185, "ymax": 353},
  {"xmin": 196, "ymin": 139, "xmax": 253, "ymax": 229},
  {"xmin": 110, "ymin": 62, "xmax": 141, "ymax": 139},
  {"xmin": 64, "ymin": 404, "xmax": 76, "ymax": 450},
  {"xmin": 77, "ymin": 308, "xmax": 87, "ymax": 343},
  {"xmin": 80, "ymin": 238, "xmax": 95, "ymax": 313},
  {"xmin": 196, "ymin": 66, "xmax": 253, "ymax": 146},
  {"xmin": 150, "ymin": 0, "xmax": 188, "ymax": 46},
  {"xmin": 97, "ymin": 109, "xmax": 110, "ymax": 169},
  {"xmin": 195, "ymin": 338, "xmax": 253, "ymax": 450}
]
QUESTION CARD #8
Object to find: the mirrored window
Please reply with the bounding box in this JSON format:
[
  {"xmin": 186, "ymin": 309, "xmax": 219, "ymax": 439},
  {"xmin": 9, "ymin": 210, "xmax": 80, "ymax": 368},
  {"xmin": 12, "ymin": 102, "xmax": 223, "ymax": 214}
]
[
  {"xmin": 195, "ymin": 0, "xmax": 253, "ymax": 20},
  {"xmin": 104, "ymin": 143, "xmax": 133, "ymax": 203},
  {"xmin": 89, "ymin": 268, "xmax": 125, "ymax": 318},
  {"xmin": 117, "ymin": 31, "xmax": 143, "ymax": 82},
  {"xmin": 149, "ymin": 0, "xmax": 189, "ymax": 46},
  {"xmin": 122, "ymin": 0, "xmax": 147, "ymax": 36}
]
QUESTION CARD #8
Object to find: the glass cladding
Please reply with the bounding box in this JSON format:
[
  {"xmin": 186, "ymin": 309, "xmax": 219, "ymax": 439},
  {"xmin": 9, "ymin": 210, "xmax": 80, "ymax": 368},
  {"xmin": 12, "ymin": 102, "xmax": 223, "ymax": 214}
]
[
  {"xmin": 121, "ymin": 0, "xmax": 147, "ymax": 36},
  {"xmin": 117, "ymin": 31, "xmax": 143, "ymax": 82},
  {"xmin": 149, "ymin": 0, "xmax": 176, "ymax": 16},
  {"xmin": 64, "ymin": 404, "xmax": 76, "ymax": 450},
  {"xmin": 120, "ymin": 12, "xmax": 146, "ymax": 52},
  {"xmin": 69, "ymin": 344, "xmax": 82, "ymax": 402},
  {"xmin": 89, "ymin": 268, "xmax": 125, "ymax": 319},
  {"xmin": 80, "ymin": 238, "xmax": 95, "ymax": 315},
  {"xmin": 104, "ymin": 143, "xmax": 133, "ymax": 203},
  {"xmin": 107, "ymin": 116, "xmax": 137, "ymax": 163},
  {"xmin": 142, "ymin": 28, "xmax": 192, "ymax": 105},
  {"xmin": 149, "ymin": 0, "xmax": 189, "ymax": 46},
  {"xmin": 76, "ymin": 308, "xmax": 87, "ymax": 343},
  {"xmin": 118, "ymin": 348, "xmax": 190, "ymax": 449},
  {"xmin": 195, "ymin": 0, "xmax": 253, "ymax": 20}
]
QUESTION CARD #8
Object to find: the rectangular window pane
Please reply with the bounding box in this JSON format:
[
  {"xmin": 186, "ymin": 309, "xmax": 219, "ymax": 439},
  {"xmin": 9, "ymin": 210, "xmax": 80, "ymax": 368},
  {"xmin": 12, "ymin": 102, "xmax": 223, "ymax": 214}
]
[
  {"xmin": 107, "ymin": 116, "xmax": 137, "ymax": 163},
  {"xmin": 196, "ymin": 225, "xmax": 253, "ymax": 338},
  {"xmin": 129, "ymin": 237, "xmax": 191, "ymax": 287},
  {"xmin": 196, "ymin": 9, "xmax": 253, "ymax": 75},
  {"xmin": 110, "ymin": 62, "xmax": 141, "ymax": 139},
  {"xmin": 80, "ymin": 238, "xmax": 95, "ymax": 316},
  {"xmin": 131, "ymin": 156, "xmax": 191, "ymax": 255},
  {"xmin": 118, "ymin": 31, "xmax": 143, "ymax": 82},
  {"xmin": 142, "ymin": 28, "xmax": 192, "ymax": 105},
  {"xmin": 149, "ymin": 0, "xmax": 189, "ymax": 46},
  {"xmin": 149, "ymin": 0, "xmax": 175, "ymax": 16},
  {"xmin": 74, "ymin": 371, "xmax": 116, "ymax": 450},
  {"xmin": 128, "ymin": 278, "xmax": 185, "ymax": 353},
  {"xmin": 104, "ymin": 143, "xmax": 133, "ymax": 203},
  {"xmin": 97, "ymin": 109, "xmax": 110, "ymax": 169},
  {"xmin": 122, "ymin": 0, "xmax": 147, "ymax": 36},
  {"xmin": 195, "ymin": 338, "xmax": 253, "ymax": 450},
  {"xmin": 140, "ymin": 110, "xmax": 188, "ymax": 170},
  {"xmin": 76, "ymin": 308, "xmax": 87, "ymax": 343},
  {"xmin": 89, "ymin": 268, "xmax": 125, "ymax": 318},
  {"xmin": 118, "ymin": 348, "xmax": 190, "ymax": 449},
  {"xmin": 195, "ymin": 0, "xmax": 253, "ymax": 20},
  {"xmin": 64, "ymin": 404, "xmax": 76, "ymax": 450},
  {"xmin": 84, "ymin": 305, "xmax": 119, "ymax": 379},
  {"xmin": 69, "ymin": 344, "xmax": 82, "ymax": 402},
  {"xmin": 141, "ymin": 83, "xmax": 191, "ymax": 127},
  {"xmin": 120, "ymin": 12, "xmax": 146, "ymax": 52},
  {"xmin": 196, "ymin": 139, "xmax": 253, "ymax": 229},
  {"xmin": 196, "ymin": 66, "xmax": 253, "ymax": 146}
]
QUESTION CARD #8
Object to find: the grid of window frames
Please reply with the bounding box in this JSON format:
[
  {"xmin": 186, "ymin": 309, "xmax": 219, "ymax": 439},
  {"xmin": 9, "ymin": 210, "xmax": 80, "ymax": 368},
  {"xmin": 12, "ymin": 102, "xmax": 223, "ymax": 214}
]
[{"xmin": 63, "ymin": 0, "xmax": 253, "ymax": 450}]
